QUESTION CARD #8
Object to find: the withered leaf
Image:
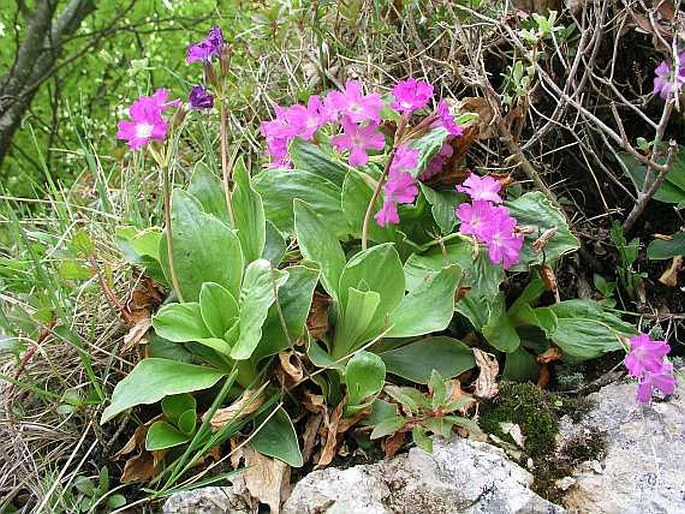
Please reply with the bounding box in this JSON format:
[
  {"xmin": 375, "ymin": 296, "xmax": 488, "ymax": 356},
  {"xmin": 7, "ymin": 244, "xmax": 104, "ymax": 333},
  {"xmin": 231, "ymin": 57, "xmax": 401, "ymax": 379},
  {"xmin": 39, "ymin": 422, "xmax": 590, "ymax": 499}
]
[
  {"xmin": 472, "ymin": 349, "xmax": 499, "ymax": 400},
  {"xmin": 205, "ymin": 389, "xmax": 265, "ymax": 431}
]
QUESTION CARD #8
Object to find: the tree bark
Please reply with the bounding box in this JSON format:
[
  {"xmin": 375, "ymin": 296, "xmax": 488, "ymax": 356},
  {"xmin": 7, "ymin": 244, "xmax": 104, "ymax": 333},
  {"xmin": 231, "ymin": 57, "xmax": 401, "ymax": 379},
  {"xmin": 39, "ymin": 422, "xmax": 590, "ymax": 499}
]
[{"xmin": 0, "ymin": 0, "xmax": 96, "ymax": 168}]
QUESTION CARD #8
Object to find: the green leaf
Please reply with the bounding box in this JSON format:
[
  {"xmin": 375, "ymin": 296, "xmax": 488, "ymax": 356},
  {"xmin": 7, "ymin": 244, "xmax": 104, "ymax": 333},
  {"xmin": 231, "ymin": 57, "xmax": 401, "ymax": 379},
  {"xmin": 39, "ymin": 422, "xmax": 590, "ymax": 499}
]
[
  {"xmin": 482, "ymin": 293, "xmax": 521, "ymax": 352},
  {"xmin": 254, "ymin": 168, "xmax": 347, "ymax": 237},
  {"xmin": 252, "ymin": 407, "xmax": 303, "ymax": 467},
  {"xmin": 161, "ymin": 393, "xmax": 196, "ymax": 425},
  {"xmin": 231, "ymin": 259, "xmax": 289, "ymax": 360},
  {"xmin": 146, "ymin": 421, "xmax": 190, "ymax": 451},
  {"xmin": 341, "ymin": 171, "xmax": 397, "ymax": 242},
  {"xmin": 533, "ymin": 300, "xmax": 637, "ymax": 361},
  {"xmin": 188, "ymin": 162, "xmax": 229, "ymax": 223},
  {"xmin": 200, "ymin": 282, "xmax": 239, "ymax": 338},
  {"xmin": 263, "ymin": 221, "xmax": 287, "ymax": 265},
  {"xmin": 332, "ymin": 287, "xmax": 381, "ymax": 359},
  {"xmin": 506, "ymin": 191, "xmax": 580, "ymax": 270},
  {"xmin": 412, "ymin": 425, "xmax": 433, "ymax": 453},
  {"xmin": 419, "ymin": 183, "xmax": 466, "ymax": 235},
  {"xmin": 294, "ymin": 199, "xmax": 346, "ymax": 299},
  {"xmin": 233, "ymin": 159, "xmax": 266, "ymax": 262},
  {"xmin": 370, "ymin": 416, "xmax": 406, "ymax": 439},
  {"xmin": 153, "ymin": 303, "xmax": 211, "ymax": 341},
  {"xmin": 647, "ymin": 233, "xmax": 685, "ymax": 260},
  {"xmin": 379, "ymin": 337, "xmax": 475, "ymax": 384},
  {"xmin": 620, "ymin": 149, "xmax": 685, "ymax": 205},
  {"xmin": 177, "ymin": 409, "xmax": 197, "ymax": 436},
  {"xmin": 338, "ymin": 243, "xmax": 405, "ymax": 325},
  {"xmin": 106, "ymin": 495, "xmax": 127, "ymax": 509},
  {"xmin": 387, "ymin": 264, "xmax": 461, "ymax": 338},
  {"xmin": 289, "ymin": 138, "xmax": 348, "ymax": 187},
  {"xmin": 254, "ymin": 264, "xmax": 321, "ymax": 362},
  {"xmin": 160, "ymin": 190, "xmax": 244, "ymax": 301},
  {"xmin": 116, "ymin": 227, "xmax": 166, "ymax": 284},
  {"xmin": 101, "ymin": 358, "xmax": 225, "ymax": 424},
  {"xmin": 503, "ymin": 348, "xmax": 540, "ymax": 382},
  {"xmin": 345, "ymin": 351, "xmax": 386, "ymax": 408},
  {"xmin": 407, "ymin": 127, "xmax": 450, "ymax": 178},
  {"xmin": 58, "ymin": 260, "xmax": 91, "ymax": 280}
]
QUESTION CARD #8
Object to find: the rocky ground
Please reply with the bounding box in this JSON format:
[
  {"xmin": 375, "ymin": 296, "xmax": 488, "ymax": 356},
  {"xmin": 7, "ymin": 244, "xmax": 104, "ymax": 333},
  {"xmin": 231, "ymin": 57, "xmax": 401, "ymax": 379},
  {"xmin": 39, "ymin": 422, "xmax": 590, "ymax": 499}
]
[{"xmin": 164, "ymin": 374, "xmax": 684, "ymax": 514}]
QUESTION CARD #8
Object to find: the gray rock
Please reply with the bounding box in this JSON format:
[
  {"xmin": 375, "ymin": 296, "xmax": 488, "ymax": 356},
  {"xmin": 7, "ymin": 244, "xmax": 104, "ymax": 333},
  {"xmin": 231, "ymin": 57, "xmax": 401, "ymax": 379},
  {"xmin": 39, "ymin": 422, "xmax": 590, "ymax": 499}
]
[
  {"xmin": 560, "ymin": 379, "xmax": 685, "ymax": 514},
  {"xmin": 163, "ymin": 485, "xmax": 251, "ymax": 514},
  {"xmin": 282, "ymin": 437, "xmax": 565, "ymax": 514}
]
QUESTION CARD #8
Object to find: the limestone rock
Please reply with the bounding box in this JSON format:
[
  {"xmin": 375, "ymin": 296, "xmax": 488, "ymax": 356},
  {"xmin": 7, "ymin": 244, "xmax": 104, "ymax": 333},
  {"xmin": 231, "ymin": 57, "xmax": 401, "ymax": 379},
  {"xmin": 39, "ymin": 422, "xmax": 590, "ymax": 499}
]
[
  {"xmin": 163, "ymin": 486, "xmax": 251, "ymax": 514},
  {"xmin": 560, "ymin": 379, "xmax": 684, "ymax": 514}
]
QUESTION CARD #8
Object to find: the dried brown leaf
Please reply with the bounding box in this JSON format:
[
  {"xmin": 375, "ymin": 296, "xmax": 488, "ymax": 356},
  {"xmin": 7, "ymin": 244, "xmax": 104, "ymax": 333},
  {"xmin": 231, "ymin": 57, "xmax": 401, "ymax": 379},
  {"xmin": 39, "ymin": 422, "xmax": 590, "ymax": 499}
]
[
  {"xmin": 204, "ymin": 389, "xmax": 265, "ymax": 431},
  {"xmin": 659, "ymin": 256, "xmax": 683, "ymax": 287},
  {"xmin": 457, "ymin": 97, "xmax": 495, "ymax": 139},
  {"xmin": 316, "ymin": 402, "xmax": 343, "ymax": 469},
  {"xmin": 242, "ymin": 447, "xmax": 290, "ymax": 514},
  {"xmin": 532, "ymin": 227, "xmax": 558, "ymax": 253},
  {"xmin": 537, "ymin": 346, "xmax": 563, "ymax": 364},
  {"xmin": 121, "ymin": 317, "xmax": 151, "ymax": 353},
  {"xmin": 540, "ymin": 264, "xmax": 560, "ymax": 302},
  {"xmin": 302, "ymin": 413, "xmax": 324, "ymax": 464},
  {"xmin": 472, "ymin": 349, "xmax": 499, "ymax": 400},
  {"xmin": 307, "ymin": 291, "xmax": 331, "ymax": 340},
  {"xmin": 278, "ymin": 350, "xmax": 304, "ymax": 384},
  {"xmin": 382, "ymin": 430, "xmax": 406, "ymax": 459}
]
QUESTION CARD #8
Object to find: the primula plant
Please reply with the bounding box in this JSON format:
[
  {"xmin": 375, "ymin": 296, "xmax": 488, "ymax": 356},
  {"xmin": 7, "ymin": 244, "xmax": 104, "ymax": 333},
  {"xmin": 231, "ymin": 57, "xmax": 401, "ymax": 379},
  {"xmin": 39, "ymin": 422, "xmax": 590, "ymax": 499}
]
[{"xmin": 102, "ymin": 23, "xmax": 677, "ymax": 490}]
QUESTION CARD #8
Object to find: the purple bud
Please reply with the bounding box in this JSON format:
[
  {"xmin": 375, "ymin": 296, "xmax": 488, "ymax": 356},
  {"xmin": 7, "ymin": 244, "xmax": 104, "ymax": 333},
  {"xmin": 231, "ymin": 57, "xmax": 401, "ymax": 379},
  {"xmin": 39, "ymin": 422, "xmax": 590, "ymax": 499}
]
[{"xmin": 189, "ymin": 85, "xmax": 214, "ymax": 110}]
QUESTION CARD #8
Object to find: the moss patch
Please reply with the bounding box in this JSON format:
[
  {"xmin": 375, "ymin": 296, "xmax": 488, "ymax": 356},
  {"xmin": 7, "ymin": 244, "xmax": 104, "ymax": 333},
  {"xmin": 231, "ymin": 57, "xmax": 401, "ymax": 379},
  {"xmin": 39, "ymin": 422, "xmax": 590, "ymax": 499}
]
[{"xmin": 479, "ymin": 381, "xmax": 606, "ymax": 501}]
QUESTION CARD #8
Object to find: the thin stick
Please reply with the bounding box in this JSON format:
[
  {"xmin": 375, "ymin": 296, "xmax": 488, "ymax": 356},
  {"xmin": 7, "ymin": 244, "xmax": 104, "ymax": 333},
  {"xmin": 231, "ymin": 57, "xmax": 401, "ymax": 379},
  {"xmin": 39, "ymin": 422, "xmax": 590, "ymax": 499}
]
[
  {"xmin": 219, "ymin": 99, "xmax": 236, "ymax": 228},
  {"xmin": 361, "ymin": 150, "xmax": 396, "ymax": 251},
  {"xmin": 163, "ymin": 164, "xmax": 184, "ymax": 302}
]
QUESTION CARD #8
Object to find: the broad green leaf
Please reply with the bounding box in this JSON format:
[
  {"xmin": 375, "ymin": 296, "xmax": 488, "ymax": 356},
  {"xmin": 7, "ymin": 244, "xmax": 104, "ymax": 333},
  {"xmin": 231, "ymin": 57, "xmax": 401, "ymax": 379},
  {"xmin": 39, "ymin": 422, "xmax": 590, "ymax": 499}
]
[
  {"xmin": 379, "ymin": 337, "xmax": 475, "ymax": 384},
  {"xmin": 146, "ymin": 421, "xmax": 190, "ymax": 451},
  {"xmin": 263, "ymin": 221, "xmax": 287, "ymax": 265},
  {"xmin": 307, "ymin": 340, "xmax": 344, "ymax": 372},
  {"xmin": 289, "ymin": 138, "xmax": 348, "ymax": 187},
  {"xmin": 161, "ymin": 394, "xmax": 196, "ymax": 425},
  {"xmin": 188, "ymin": 162, "xmax": 229, "ymax": 224},
  {"xmin": 506, "ymin": 191, "xmax": 580, "ymax": 270},
  {"xmin": 338, "ymin": 243, "xmax": 405, "ymax": 328},
  {"xmin": 370, "ymin": 416, "xmax": 406, "ymax": 439},
  {"xmin": 254, "ymin": 168, "xmax": 347, "ymax": 237},
  {"xmin": 407, "ymin": 127, "xmax": 450, "ymax": 178},
  {"xmin": 200, "ymin": 282, "xmax": 239, "ymax": 339},
  {"xmin": 252, "ymin": 407, "xmax": 303, "ymax": 467},
  {"xmin": 116, "ymin": 227, "xmax": 166, "ymax": 284},
  {"xmin": 419, "ymin": 183, "xmax": 466, "ymax": 235},
  {"xmin": 231, "ymin": 259, "xmax": 289, "ymax": 360},
  {"xmin": 387, "ymin": 264, "xmax": 461, "ymax": 338},
  {"xmin": 341, "ymin": 171, "xmax": 397, "ymax": 242},
  {"xmin": 153, "ymin": 303, "xmax": 211, "ymax": 342},
  {"xmin": 620, "ymin": 149, "xmax": 685, "ymax": 205},
  {"xmin": 160, "ymin": 190, "xmax": 244, "ymax": 301},
  {"xmin": 345, "ymin": 351, "xmax": 386, "ymax": 408},
  {"xmin": 534, "ymin": 300, "xmax": 636, "ymax": 361},
  {"xmin": 332, "ymin": 287, "xmax": 381, "ymax": 359},
  {"xmin": 101, "ymin": 359, "xmax": 225, "ymax": 424},
  {"xmin": 647, "ymin": 233, "xmax": 685, "ymax": 260},
  {"xmin": 233, "ymin": 159, "xmax": 266, "ymax": 262},
  {"xmin": 412, "ymin": 425, "xmax": 433, "ymax": 453},
  {"xmin": 294, "ymin": 199, "xmax": 346, "ymax": 299},
  {"xmin": 58, "ymin": 260, "xmax": 91, "ymax": 280},
  {"xmin": 365, "ymin": 399, "xmax": 399, "ymax": 426},
  {"xmin": 503, "ymin": 348, "xmax": 540, "ymax": 382},
  {"xmin": 177, "ymin": 409, "xmax": 197, "ymax": 436},
  {"xmin": 482, "ymin": 293, "xmax": 521, "ymax": 352},
  {"xmin": 254, "ymin": 264, "xmax": 321, "ymax": 362}
]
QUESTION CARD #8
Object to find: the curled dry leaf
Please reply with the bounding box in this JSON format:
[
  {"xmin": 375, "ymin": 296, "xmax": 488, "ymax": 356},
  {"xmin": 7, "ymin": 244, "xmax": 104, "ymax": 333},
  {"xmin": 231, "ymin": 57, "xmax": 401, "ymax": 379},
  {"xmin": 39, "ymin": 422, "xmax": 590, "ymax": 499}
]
[
  {"xmin": 204, "ymin": 388, "xmax": 265, "ymax": 431},
  {"xmin": 472, "ymin": 348, "xmax": 499, "ymax": 400},
  {"xmin": 278, "ymin": 350, "xmax": 304, "ymax": 385},
  {"xmin": 242, "ymin": 446, "xmax": 291, "ymax": 514},
  {"xmin": 456, "ymin": 96, "xmax": 495, "ymax": 139},
  {"xmin": 302, "ymin": 412, "xmax": 324, "ymax": 464},
  {"xmin": 659, "ymin": 256, "xmax": 683, "ymax": 287},
  {"xmin": 532, "ymin": 227, "xmax": 558, "ymax": 253},
  {"xmin": 316, "ymin": 402, "xmax": 343, "ymax": 469},
  {"xmin": 537, "ymin": 346, "xmax": 563, "ymax": 364},
  {"xmin": 112, "ymin": 417, "xmax": 166, "ymax": 483},
  {"xmin": 540, "ymin": 264, "xmax": 560, "ymax": 302},
  {"xmin": 383, "ymin": 430, "xmax": 406, "ymax": 459},
  {"xmin": 537, "ymin": 363, "xmax": 551, "ymax": 389},
  {"xmin": 121, "ymin": 317, "xmax": 151, "ymax": 354},
  {"xmin": 307, "ymin": 291, "xmax": 331, "ymax": 340}
]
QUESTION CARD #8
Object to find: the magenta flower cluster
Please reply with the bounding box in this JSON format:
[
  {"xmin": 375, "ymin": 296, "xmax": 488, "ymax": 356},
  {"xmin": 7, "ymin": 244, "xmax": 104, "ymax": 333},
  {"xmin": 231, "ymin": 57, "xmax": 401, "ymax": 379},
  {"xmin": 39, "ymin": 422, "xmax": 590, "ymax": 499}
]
[
  {"xmin": 116, "ymin": 89, "xmax": 179, "ymax": 149},
  {"xmin": 260, "ymin": 77, "xmax": 464, "ymax": 226},
  {"xmin": 625, "ymin": 334, "xmax": 677, "ymax": 403},
  {"xmin": 455, "ymin": 175, "xmax": 523, "ymax": 269},
  {"xmin": 186, "ymin": 26, "xmax": 225, "ymax": 64},
  {"xmin": 653, "ymin": 52, "xmax": 685, "ymax": 100}
]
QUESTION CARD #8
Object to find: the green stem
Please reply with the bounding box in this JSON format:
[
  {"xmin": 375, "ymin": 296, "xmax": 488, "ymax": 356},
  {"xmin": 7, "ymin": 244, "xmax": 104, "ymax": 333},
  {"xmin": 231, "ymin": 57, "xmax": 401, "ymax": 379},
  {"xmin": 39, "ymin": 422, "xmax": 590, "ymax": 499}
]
[
  {"xmin": 163, "ymin": 164, "xmax": 184, "ymax": 303},
  {"xmin": 219, "ymin": 98, "xmax": 236, "ymax": 227}
]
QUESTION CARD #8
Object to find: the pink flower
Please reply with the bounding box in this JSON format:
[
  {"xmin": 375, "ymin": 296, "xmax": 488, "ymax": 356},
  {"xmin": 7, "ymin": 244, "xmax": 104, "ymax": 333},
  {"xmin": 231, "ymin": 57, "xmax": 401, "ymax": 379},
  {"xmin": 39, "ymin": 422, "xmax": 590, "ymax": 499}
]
[
  {"xmin": 636, "ymin": 362, "xmax": 677, "ymax": 403},
  {"xmin": 374, "ymin": 145, "xmax": 420, "ymax": 227},
  {"xmin": 457, "ymin": 174, "xmax": 503, "ymax": 203},
  {"xmin": 116, "ymin": 90, "xmax": 175, "ymax": 150},
  {"xmin": 420, "ymin": 142, "xmax": 453, "ymax": 181},
  {"xmin": 625, "ymin": 334, "xmax": 671, "ymax": 378},
  {"xmin": 653, "ymin": 53, "xmax": 685, "ymax": 100},
  {"xmin": 186, "ymin": 26, "xmax": 225, "ymax": 63},
  {"xmin": 482, "ymin": 212, "xmax": 524, "ymax": 268},
  {"xmin": 435, "ymin": 100, "xmax": 463, "ymax": 136},
  {"xmin": 331, "ymin": 116, "xmax": 385, "ymax": 167},
  {"xmin": 391, "ymin": 77, "xmax": 434, "ymax": 115},
  {"xmin": 288, "ymin": 95, "xmax": 328, "ymax": 141},
  {"xmin": 456, "ymin": 200, "xmax": 500, "ymax": 240},
  {"xmin": 324, "ymin": 80, "xmax": 384, "ymax": 124},
  {"xmin": 375, "ymin": 200, "xmax": 399, "ymax": 226}
]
